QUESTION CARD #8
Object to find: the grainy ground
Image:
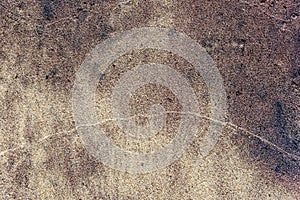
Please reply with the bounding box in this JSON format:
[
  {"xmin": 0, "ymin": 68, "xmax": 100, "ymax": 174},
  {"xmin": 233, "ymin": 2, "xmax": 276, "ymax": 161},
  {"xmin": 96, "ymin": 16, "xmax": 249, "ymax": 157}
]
[{"xmin": 0, "ymin": 0, "xmax": 299, "ymax": 199}]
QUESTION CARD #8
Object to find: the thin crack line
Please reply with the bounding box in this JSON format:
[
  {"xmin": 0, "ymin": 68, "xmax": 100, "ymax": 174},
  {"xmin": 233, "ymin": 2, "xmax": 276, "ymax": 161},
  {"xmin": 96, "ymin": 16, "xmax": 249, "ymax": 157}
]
[
  {"xmin": 64, "ymin": 111, "xmax": 300, "ymax": 161},
  {"xmin": 0, "ymin": 127, "xmax": 77, "ymax": 157},
  {"xmin": 1, "ymin": 111, "xmax": 299, "ymax": 161},
  {"xmin": 227, "ymin": 123, "xmax": 300, "ymax": 161}
]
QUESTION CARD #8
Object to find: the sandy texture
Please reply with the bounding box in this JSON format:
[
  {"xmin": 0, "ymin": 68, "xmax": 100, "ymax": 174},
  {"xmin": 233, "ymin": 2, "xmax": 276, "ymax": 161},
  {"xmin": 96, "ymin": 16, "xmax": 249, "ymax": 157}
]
[{"xmin": 0, "ymin": 0, "xmax": 299, "ymax": 199}]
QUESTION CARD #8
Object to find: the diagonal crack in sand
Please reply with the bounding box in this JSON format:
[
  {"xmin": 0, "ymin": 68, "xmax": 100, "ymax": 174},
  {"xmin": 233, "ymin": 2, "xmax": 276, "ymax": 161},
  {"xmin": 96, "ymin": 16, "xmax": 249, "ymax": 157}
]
[{"xmin": 1, "ymin": 111, "xmax": 299, "ymax": 161}]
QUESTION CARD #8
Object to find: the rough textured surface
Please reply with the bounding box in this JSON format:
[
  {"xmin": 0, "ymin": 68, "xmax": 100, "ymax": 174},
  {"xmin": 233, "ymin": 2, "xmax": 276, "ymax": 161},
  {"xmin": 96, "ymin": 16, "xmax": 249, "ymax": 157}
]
[{"xmin": 0, "ymin": 0, "xmax": 299, "ymax": 199}]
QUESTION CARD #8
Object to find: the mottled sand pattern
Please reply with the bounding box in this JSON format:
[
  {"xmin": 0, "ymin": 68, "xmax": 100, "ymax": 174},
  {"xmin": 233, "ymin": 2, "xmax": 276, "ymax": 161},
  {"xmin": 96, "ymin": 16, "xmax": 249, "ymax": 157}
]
[{"xmin": 0, "ymin": 0, "xmax": 299, "ymax": 199}]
